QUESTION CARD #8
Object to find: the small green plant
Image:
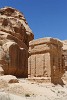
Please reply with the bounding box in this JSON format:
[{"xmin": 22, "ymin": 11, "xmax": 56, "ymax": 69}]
[
  {"xmin": 58, "ymin": 90, "xmax": 60, "ymax": 93},
  {"xmin": 25, "ymin": 93, "xmax": 30, "ymax": 97}
]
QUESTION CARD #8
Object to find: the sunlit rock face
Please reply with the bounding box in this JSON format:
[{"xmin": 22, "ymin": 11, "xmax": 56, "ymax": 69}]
[
  {"xmin": 28, "ymin": 37, "xmax": 65, "ymax": 84},
  {"xmin": 0, "ymin": 7, "xmax": 34, "ymax": 77},
  {"xmin": 62, "ymin": 40, "xmax": 67, "ymax": 70}
]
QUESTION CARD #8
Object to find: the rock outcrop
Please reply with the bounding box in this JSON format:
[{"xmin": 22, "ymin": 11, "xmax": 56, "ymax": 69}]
[
  {"xmin": 62, "ymin": 40, "xmax": 67, "ymax": 70},
  {"xmin": 28, "ymin": 37, "xmax": 64, "ymax": 84},
  {"xmin": 0, "ymin": 7, "xmax": 34, "ymax": 77},
  {"xmin": 62, "ymin": 41, "xmax": 67, "ymax": 82}
]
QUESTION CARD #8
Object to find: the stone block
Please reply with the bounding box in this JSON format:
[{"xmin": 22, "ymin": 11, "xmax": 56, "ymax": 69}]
[{"xmin": 28, "ymin": 37, "xmax": 63, "ymax": 84}]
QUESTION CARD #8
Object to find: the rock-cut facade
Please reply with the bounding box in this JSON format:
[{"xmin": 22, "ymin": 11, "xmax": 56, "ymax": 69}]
[
  {"xmin": 0, "ymin": 7, "xmax": 67, "ymax": 84},
  {"xmin": 28, "ymin": 37, "xmax": 65, "ymax": 84}
]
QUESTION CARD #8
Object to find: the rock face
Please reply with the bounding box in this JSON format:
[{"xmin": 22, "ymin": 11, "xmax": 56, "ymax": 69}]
[
  {"xmin": 0, "ymin": 7, "xmax": 34, "ymax": 77},
  {"xmin": 62, "ymin": 41, "xmax": 67, "ymax": 82},
  {"xmin": 28, "ymin": 37, "xmax": 64, "ymax": 84},
  {"xmin": 0, "ymin": 66, "xmax": 4, "ymax": 76},
  {"xmin": 62, "ymin": 40, "xmax": 67, "ymax": 70}
]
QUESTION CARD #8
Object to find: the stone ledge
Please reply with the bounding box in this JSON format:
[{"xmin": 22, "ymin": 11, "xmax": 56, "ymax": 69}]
[
  {"xmin": 27, "ymin": 77, "xmax": 51, "ymax": 83},
  {"xmin": 29, "ymin": 37, "xmax": 63, "ymax": 47}
]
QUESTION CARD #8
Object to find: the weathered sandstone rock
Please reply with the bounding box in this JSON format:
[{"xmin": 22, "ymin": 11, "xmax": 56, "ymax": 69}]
[
  {"xmin": 28, "ymin": 37, "xmax": 64, "ymax": 84},
  {"xmin": 62, "ymin": 40, "xmax": 67, "ymax": 70},
  {"xmin": 62, "ymin": 40, "xmax": 67, "ymax": 82},
  {"xmin": 0, "ymin": 75, "xmax": 19, "ymax": 83},
  {"xmin": 0, "ymin": 7, "xmax": 34, "ymax": 77},
  {"xmin": 0, "ymin": 66, "xmax": 4, "ymax": 76},
  {"xmin": 0, "ymin": 7, "xmax": 34, "ymax": 47}
]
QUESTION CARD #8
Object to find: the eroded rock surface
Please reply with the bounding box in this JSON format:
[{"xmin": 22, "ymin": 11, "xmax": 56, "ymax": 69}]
[
  {"xmin": 0, "ymin": 7, "xmax": 34, "ymax": 77},
  {"xmin": 62, "ymin": 40, "xmax": 67, "ymax": 70},
  {"xmin": 28, "ymin": 37, "xmax": 64, "ymax": 84},
  {"xmin": 0, "ymin": 75, "xmax": 19, "ymax": 83}
]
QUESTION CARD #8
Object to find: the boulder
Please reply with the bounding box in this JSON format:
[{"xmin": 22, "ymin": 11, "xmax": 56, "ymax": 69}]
[{"xmin": 0, "ymin": 75, "xmax": 19, "ymax": 83}]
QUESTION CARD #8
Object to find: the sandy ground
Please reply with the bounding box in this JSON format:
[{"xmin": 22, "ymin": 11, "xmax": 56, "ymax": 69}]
[{"xmin": 0, "ymin": 78, "xmax": 67, "ymax": 100}]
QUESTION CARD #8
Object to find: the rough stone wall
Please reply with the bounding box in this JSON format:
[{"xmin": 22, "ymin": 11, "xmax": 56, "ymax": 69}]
[
  {"xmin": 28, "ymin": 37, "xmax": 64, "ymax": 84},
  {"xmin": 0, "ymin": 7, "xmax": 34, "ymax": 77},
  {"xmin": 62, "ymin": 40, "xmax": 67, "ymax": 70},
  {"xmin": 61, "ymin": 40, "xmax": 67, "ymax": 82}
]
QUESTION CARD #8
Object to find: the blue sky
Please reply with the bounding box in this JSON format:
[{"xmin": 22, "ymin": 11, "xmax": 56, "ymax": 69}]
[{"xmin": 0, "ymin": 0, "xmax": 67, "ymax": 40}]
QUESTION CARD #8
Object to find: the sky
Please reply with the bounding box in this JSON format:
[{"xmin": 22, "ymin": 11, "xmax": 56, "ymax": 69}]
[{"xmin": 0, "ymin": 0, "xmax": 67, "ymax": 40}]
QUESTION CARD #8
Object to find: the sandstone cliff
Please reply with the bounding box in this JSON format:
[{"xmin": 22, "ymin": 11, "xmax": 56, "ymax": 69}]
[{"xmin": 0, "ymin": 7, "xmax": 34, "ymax": 77}]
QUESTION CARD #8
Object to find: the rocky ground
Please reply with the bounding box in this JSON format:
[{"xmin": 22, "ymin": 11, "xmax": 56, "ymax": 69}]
[{"xmin": 0, "ymin": 75, "xmax": 67, "ymax": 100}]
